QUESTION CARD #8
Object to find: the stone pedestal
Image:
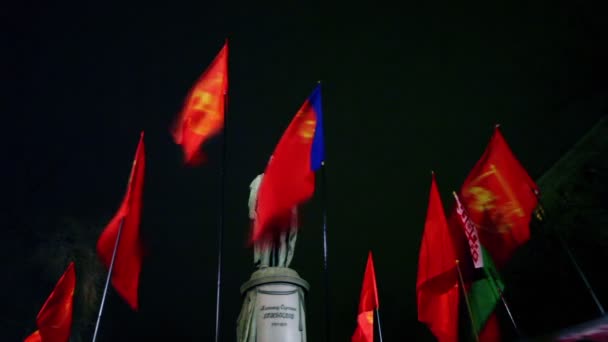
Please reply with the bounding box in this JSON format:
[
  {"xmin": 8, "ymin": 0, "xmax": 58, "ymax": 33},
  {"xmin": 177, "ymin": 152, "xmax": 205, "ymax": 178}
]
[{"xmin": 237, "ymin": 267, "xmax": 309, "ymax": 342}]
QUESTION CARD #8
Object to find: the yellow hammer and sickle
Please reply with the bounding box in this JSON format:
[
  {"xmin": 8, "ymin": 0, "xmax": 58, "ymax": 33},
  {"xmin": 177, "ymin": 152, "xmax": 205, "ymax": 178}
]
[
  {"xmin": 469, "ymin": 164, "xmax": 525, "ymax": 221},
  {"xmin": 489, "ymin": 164, "xmax": 525, "ymax": 218},
  {"xmin": 191, "ymin": 89, "xmax": 216, "ymax": 112},
  {"xmin": 470, "ymin": 168, "xmax": 497, "ymax": 184},
  {"xmin": 466, "ymin": 186, "xmax": 496, "ymax": 212},
  {"xmin": 186, "ymin": 89, "xmax": 222, "ymax": 134},
  {"xmin": 299, "ymin": 119, "xmax": 316, "ymax": 139},
  {"xmin": 466, "ymin": 186, "xmax": 512, "ymax": 233}
]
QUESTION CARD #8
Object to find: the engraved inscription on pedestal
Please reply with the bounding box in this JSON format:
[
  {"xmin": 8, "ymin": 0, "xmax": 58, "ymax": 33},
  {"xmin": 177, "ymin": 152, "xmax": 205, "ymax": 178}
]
[
  {"xmin": 237, "ymin": 267, "xmax": 309, "ymax": 342},
  {"xmin": 256, "ymin": 283, "xmax": 303, "ymax": 342}
]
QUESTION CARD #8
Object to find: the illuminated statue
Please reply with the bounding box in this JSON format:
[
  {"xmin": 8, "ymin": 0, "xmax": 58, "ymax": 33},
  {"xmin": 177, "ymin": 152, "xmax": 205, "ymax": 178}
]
[
  {"xmin": 237, "ymin": 173, "xmax": 308, "ymax": 342},
  {"xmin": 248, "ymin": 173, "xmax": 298, "ymax": 268}
]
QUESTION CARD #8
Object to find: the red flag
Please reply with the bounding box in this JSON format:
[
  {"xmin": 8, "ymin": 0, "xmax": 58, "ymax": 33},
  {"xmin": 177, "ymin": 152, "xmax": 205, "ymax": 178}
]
[
  {"xmin": 252, "ymin": 85, "xmax": 324, "ymax": 242},
  {"xmin": 172, "ymin": 41, "xmax": 228, "ymax": 165},
  {"xmin": 24, "ymin": 331, "xmax": 41, "ymax": 342},
  {"xmin": 479, "ymin": 312, "xmax": 501, "ymax": 342},
  {"xmin": 97, "ymin": 132, "xmax": 145, "ymax": 310},
  {"xmin": 25, "ymin": 262, "xmax": 76, "ymax": 342},
  {"xmin": 460, "ymin": 125, "xmax": 538, "ymax": 268},
  {"xmin": 352, "ymin": 251, "xmax": 379, "ymax": 342},
  {"xmin": 417, "ymin": 173, "xmax": 460, "ymax": 342}
]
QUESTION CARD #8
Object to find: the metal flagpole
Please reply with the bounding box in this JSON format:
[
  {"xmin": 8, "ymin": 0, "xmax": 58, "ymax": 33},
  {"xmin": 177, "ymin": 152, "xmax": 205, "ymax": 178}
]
[
  {"xmin": 532, "ymin": 188, "xmax": 605, "ymax": 316},
  {"xmin": 497, "ymin": 289, "xmax": 522, "ymax": 337},
  {"xmin": 320, "ymin": 162, "xmax": 331, "ymax": 342},
  {"xmin": 214, "ymin": 86, "xmax": 229, "ymax": 342},
  {"xmin": 92, "ymin": 219, "xmax": 124, "ymax": 342},
  {"xmin": 375, "ymin": 309, "xmax": 384, "ymax": 342},
  {"xmin": 456, "ymin": 260, "xmax": 480, "ymax": 342},
  {"xmin": 558, "ymin": 234, "xmax": 605, "ymax": 315},
  {"xmin": 487, "ymin": 271, "xmax": 524, "ymax": 337}
]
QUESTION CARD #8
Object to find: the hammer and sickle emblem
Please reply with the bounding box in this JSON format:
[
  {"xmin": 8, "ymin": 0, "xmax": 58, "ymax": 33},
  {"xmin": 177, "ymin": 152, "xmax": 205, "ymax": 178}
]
[
  {"xmin": 466, "ymin": 186, "xmax": 496, "ymax": 213},
  {"xmin": 186, "ymin": 89, "xmax": 222, "ymax": 135},
  {"xmin": 465, "ymin": 186, "xmax": 513, "ymax": 233},
  {"xmin": 190, "ymin": 89, "xmax": 217, "ymax": 113},
  {"xmin": 299, "ymin": 119, "xmax": 316, "ymax": 139}
]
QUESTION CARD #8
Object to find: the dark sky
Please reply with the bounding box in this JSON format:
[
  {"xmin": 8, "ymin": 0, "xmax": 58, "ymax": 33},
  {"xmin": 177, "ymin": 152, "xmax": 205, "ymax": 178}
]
[{"xmin": 3, "ymin": 1, "xmax": 608, "ymax": 341}]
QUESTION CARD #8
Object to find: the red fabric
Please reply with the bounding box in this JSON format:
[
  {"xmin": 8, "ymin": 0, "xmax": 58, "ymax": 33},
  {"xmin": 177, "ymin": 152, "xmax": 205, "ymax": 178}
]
[
  {"xmin": 479, "ymin": 312, "xmax": 501, "ymax": 342},
  {"xmin": 417, "ymin": 174, "xmax": 460, "ymax": 342},
  {"xmin": 97, "ymin": 133, "xmax": 145, "ymax": 310},
  {"xmin": 459, "ymin": 126, "xmax": 538, "ymax": 268},
  {"xmin": 352, "ymin": 311, "xmax": 374, "ymax": 342},
  {"xmin": 26, "ymin": 262, "xmax": 76, "ymax": 342},
  {"xmin": 351, "ymin": 252, "xmax": 379, "ymax": 342},
  {"xmin": 252, "ymin": 96, "xmax": 319, "ymax": 242},
  {"xmin": 24, "ymin": 330, "xmax": 41, "ymax": 342},
  {"xmin": 358, "ymin": 252, "xmax": 379, "ymax": 312},
  {"xmin": 172, "ymin": 42, "xmax": 228, "ymax": 165}
]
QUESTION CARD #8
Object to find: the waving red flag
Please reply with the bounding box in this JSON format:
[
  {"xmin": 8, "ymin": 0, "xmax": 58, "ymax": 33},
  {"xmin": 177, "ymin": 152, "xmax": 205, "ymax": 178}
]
[
  {"xmin": 417, "ymin": 173, "xmax": 460, "ymax": 342},
  {"xmin": 352, "ymin": 251, "xmax": 379, "ymax": 342},
  {"xmin": 252, "ymin": 84, "xmax": 324, "ymax": 242},
  {"xmin": 97, "ymin": 132, "xmax": 145, "ymax": 310},
  {"xmin": 24, "ymin": 331, "xmax": 41, "ymax": 342},
  {"xmin": 172, "ymin": 41, "xmax": 228, "ymax": 165},
  {"xmin": 459, "ymin": 125, "xmax": 538, "ymax": 268},
  {"xmin": 24, "ymin": 262, "xmax": 76, "ymax": 342}
]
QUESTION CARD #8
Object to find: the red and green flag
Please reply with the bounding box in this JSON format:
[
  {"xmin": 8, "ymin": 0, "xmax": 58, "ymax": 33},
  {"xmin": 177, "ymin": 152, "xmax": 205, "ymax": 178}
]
[
  {"xmin": 454, "ymin": 191, "xmax": 504, "ymax": 342},
  {"xmin": 458, "ymin": 247, "xmax": 504, "ymax": 342}
]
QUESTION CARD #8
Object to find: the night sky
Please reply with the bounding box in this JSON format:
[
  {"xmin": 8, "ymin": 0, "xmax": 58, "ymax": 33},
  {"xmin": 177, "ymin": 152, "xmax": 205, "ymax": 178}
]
[{"xmin": 3, "ymin": 2, "xmax": 608, "ymax": 341}]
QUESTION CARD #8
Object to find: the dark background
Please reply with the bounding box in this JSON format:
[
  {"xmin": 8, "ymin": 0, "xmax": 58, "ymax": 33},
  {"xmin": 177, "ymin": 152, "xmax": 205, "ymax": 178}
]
[{"xmin": 2, "ymin": 1, "xmax": 608, "ymax": 341}]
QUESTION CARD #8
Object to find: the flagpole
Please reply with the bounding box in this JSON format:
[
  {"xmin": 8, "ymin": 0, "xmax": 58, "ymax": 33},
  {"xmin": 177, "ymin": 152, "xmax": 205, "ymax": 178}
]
[
  {"xmin": 375, "ymin": 309, "xmax": 384, "ymax": 342},
  {"xmin": 320, "ymin": 162, "xmax": 331, "ymax": 342},
  {"xmin": 456, "ymin": 260, "xmax": 480, "ymax": 342},
  {"xmin": 214, "ymin": 88, "xmax": 229, "ymax": 342},
  {"xmin": 92, "ymin": 219, "xmax": 124, "ymax": 342},
  {"xmin": 498, "ymin": 290, "xmax": 522, "ymax": 338},
  {"xmin": 488, "ymin": 274, "xmax": 523, "ymax": 337},
  {"xmin": 532, "ymin": 189, "xmax": 605, "ymax": 316},
  {"xmin": 558, "ymin": 234, "xmax": 605, "ymax": 315},
  {"xmin": 482, "ymin": 245, "xmax": 522, "ymax": 337}
]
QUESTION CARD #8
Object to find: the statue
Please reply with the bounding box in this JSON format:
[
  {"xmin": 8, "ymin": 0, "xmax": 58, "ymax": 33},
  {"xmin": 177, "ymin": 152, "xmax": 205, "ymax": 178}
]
[
  {"xmin": 248, "ymin": 173, "xmax": 298, "ymax": 268},
  {"xmin": 237, "ymin": 173, "xmax": 309, "ymax": 342}
]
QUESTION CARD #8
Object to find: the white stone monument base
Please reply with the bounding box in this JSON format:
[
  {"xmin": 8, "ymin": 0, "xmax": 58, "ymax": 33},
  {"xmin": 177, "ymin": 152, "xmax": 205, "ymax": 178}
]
[{"xmin": 237, "ymin": 267, "xmax": 309, "ymax": 342}]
